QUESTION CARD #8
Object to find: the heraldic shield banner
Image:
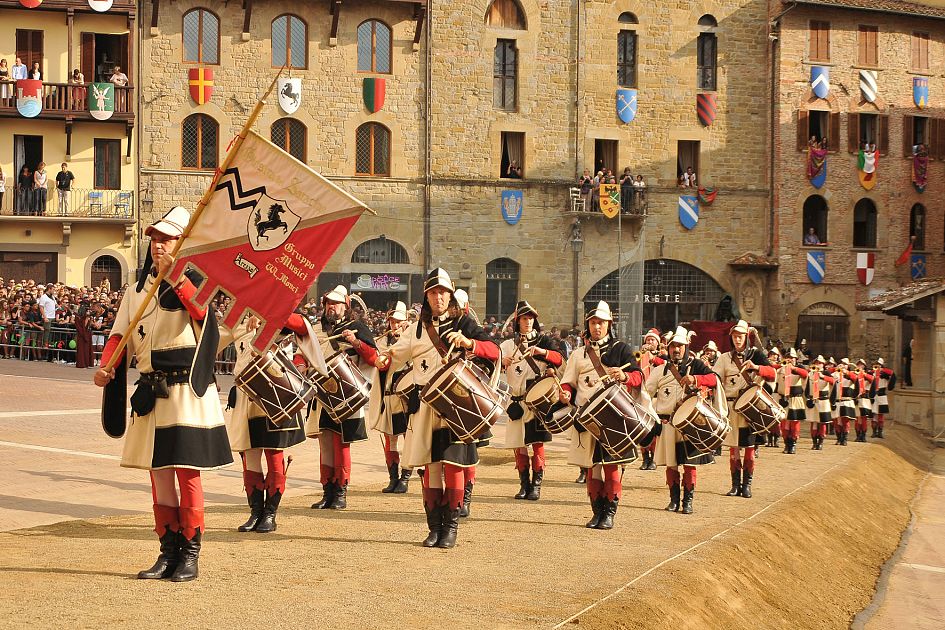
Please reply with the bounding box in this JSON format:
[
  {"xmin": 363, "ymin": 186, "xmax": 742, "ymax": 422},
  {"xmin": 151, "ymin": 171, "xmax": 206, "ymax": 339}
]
[{"xmin": 169, "ymin": 131, "xmax": 371, "ymax": 352}]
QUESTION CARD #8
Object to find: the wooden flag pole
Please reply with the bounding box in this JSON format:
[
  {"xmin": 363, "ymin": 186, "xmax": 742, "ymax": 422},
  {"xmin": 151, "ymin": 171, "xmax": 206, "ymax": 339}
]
[{"xmin": 102, "ymin": 68, "xmax": 286, "ymax": 371}]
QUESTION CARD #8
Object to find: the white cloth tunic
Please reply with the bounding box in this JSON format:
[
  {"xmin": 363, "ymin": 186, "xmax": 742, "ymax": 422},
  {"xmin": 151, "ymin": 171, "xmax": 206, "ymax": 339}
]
[
  {"xmin": 367, "ymin": 334, "xmax": 411, "ymax": 437},
  {"xmin": 499, "ymin": 335, "xmax": 554, "ymax": 449}
]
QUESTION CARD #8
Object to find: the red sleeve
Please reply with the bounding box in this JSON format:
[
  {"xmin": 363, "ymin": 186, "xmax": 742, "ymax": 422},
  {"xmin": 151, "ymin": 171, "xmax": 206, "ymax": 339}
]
[
  {"xmin": 292, "ymin": 354, "xmax": 307, "ymax": 369},
  {"xmin": 651, "ymin": 357, "xmax": 666, "ymax": 366},
  {"xmin": 100, "ymin": 334, "xmax": 123, "ymax": 367},
  {"xmin": 173, "ymin": 277, "xmax": 207, "ymax": 320},
  {"xmin": 544, "ymin": 350, "xmax": 562, "ymax": 367},
  {"xmin": 354, "ymin": 341, "xmax": 378, "ymax": 365},
  {"xmin": 695, "ymin": 373, "xmax": 717, "ymax": 388},
  {"xmin": 283, "ymin": 313, "xmax": 307, "ymax": 336},
  {"xmin": 561, "ymin": 383, "xmax": 574, "ymax": 396},
  {"xmin": 862, "ymin": 373, "xmax": 874, "ymax": 382},
  {"xmin": 823, "ymin": 375, "xmax": 835, "ymax": 385},
  {"xmin": 471, "ymin": 339, "xmax": 500, "ymax": 362},
  {"xmin": 625, "ymin": 371, "xmax": 643, "ymax": 388},
  {"xmin": 757, "ymin": 365, "xmax": 776, "ymax": 381},
  {"xmin": 882, "ymin": 368, "xmax": 894, "ymax": 377},
  {"xmin": 792, "ymin": 367, "xmax": 809, "ymax": 378}
]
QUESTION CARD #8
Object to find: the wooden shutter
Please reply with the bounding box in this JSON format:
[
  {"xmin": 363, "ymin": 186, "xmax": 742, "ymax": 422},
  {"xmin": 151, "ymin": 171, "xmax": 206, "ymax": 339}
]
[
  {"xmin": 903, "ymin": 115, "xmax": 915, "ymax": 157},
  {"xmin": 930, "ymin": 119, "xmax": 939, "ymax": 160},
  {"xmin": 16, "ymin": 30, "xmax": 28, "ymax": 67},
  {"xmin": 120, "ymin": 34, "xmax": 130, "ymax": 83},
  {"xmin": 81, "ymin": 33, "xmax": 95, "ymax": 83},
  {"xmin": 878, "ymin": 114, "xmax": 889, "ymax": 156},
  {"xmin": 828, "ymin": 112, "xmax": 840, "ymax": 153},
  {"xmin": 32, "ymin": 31, "xmax": 43, "ymax": 71},
  {"xmin": 797, "ymin": 110, "xmax": 809, "ymax": 151},
  {"xmin": 848, "ymin": 113, "xmax": 859, "ymax": 153},
  {"xmin": 857, "ymin": 27, "xmax": 867, "ymax": 65}
]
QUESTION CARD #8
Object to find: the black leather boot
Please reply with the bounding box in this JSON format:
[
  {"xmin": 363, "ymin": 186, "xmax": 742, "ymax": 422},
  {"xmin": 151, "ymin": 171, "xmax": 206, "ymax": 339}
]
[
  {"xmin": 255, "ymin": 490, "xmax": 282, "ymax": 533},
  {"xmin": 514, "ymin": 468, "xmax": 530, "ymax": 500},
  {"xmin": 646, "ymin": 451, "xmax": 657, "ymax": 470},
  {"xmin": 311, "ymin": 482, "xmax": 335, "ymax": 509},
  {"xmin": 437, "ymin": 507, "xmax": 461, "ymax": 548},
  {"xmin": 575, "ymin": 468, "xmax": 587, "ymax": 484},
  {"xmin": 459, "ymin": 482, "xmax": 473, "ymax": 517},
  {"xmin": 137, "ymin": 527, "xmax": 179, "ymax": 579},
  {"xmin": 639, "ymin": 451, "xmax": 649, "ymax": 470},
  {"xmin": 878, "ymin": 426, "xmax": 884, "ymax": 439},
  {"xmin": 741, "ymin": 473, "xmax": 753, "ymax": 499},
  {"xmin": 169, "ymin": 530, "xmax": 201, "ymax": 582},
  {"xmin": 766, "ymin": 433, "xmax": 774, "ymax": 447},
  {"xmin": 382, "ymin": 463, "xmax": 399, "ymax": 493},
  {"xmin": 526, "ymin": 470, "xmax": 543, "ymax": 501},
  {"xmin": 392, "ymin": 468, "xmax": 411, "ymax": 494},
  {"xmin": 726, "ymin": 470, "xmax": 742, "ymax": 497},
  {"xmin": 665, "ymin": 484, "xmax": 681, "ymax": 512},
  {"xmin": 773, "ymin": 435, "xmax": 781, "ymax": 448},
  {"xmin": 330, "ymin": 482, "xmax": 347, "ymax": 509},
  {"xmin": 585, "ymin": 497, "xmax": 606, "ymax": 528},
  {"xmin": 422, "ymin": 503, "xmax": 442, "ymax": 548},
  {"xmin": 238, "ymin": 488, "xmax": 264, "ymax": 532},
  {"xmin": 682, "ymin": 488, "xmax": 694, "ymax": 514},
  {"xmin": 596, "ymin": 499, "xmax": 617, "ymax": 530}
]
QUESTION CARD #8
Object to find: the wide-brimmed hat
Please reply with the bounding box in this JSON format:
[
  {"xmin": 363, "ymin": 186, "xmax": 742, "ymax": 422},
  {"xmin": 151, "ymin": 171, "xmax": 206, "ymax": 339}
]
[
  {"xmin": 667, "ymin": 326, "xmax": 696, "ymax": 346},
  {"xmin": 454, "ymin": 289, "xmax": 469, "ymax": 311},
  {"xmin": 145, "ymin": 206, "xmax": 190, "ymax": 238},
  {"xmin": 729, "ymin": 319, "xmax": 751, "ymax": 335},
  {"xmin": 388, "ymin": 301, "xmax": 408, "ymax": 322},
  {"xmin": 703, "ymin": 340, "xmax": 719, "ymax": 353},
  {"xmin": 874, "ymin": 357, "xmax": 885, "ymax": 366},
  {"xmin": 839, "ymin": 357, "xmax": 851, "ymax": 366},
  {"xmin": 768, "ymin": 347, "xmax": 781, "ymax": 357},
  {"xmin": 514, "ymin": 300, "xmax": 538, "ymax": 320},
  {"xmin": 785, "ymin": 348, "xmax": 798, "ymax": 359},
  {"xmin": 642, "ymin": 328, "xmax": 661, "ymax": 345},
  {"xmin": 324, "ymin": 285, "xmax": 348, "ymax": 304},
  {"xmin": 586, "ymin": 300, "xmax": 613, "ymax": 322},
  {"xmin": 856, "ymin": 358, "xmax": 867, "ymax": 366},
  {"xmin": 812, "ymin": 355, "xmax": 826, "ymax": 365},
  {"xmin": 424, "ymin": 268, "xmax": 454, "ymax": 293}
]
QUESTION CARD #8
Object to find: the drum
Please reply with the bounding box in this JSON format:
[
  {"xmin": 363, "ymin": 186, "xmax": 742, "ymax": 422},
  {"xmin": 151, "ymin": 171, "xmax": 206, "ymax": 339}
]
[
  {"xmin": 672, "ymin": 395, "xmax": 731, "ymax": 454},
  {"xmin": 734, "ymin": 385, "xmax": 786, "ymax": 435},
  {"xmin": 312, "ymin": 351, "xmax": 371, "ymax": 423},
  {"xmin": 390, "ymin": 368, "xmax": 414, "ymax": 413},
  {"xmin": 578, "ymin": 382, "xmax": 659, "ymax": 459},
  {"xmin": 523, "ymin": 376, "xmax": 575, "ymax": 434},
  {"xmin": 236, "ymin": 348, "xmax": 316, "ymax": 426},
  {"xmin": 420, "ymin": 356, "xmax": 503, "ymax": 443}
]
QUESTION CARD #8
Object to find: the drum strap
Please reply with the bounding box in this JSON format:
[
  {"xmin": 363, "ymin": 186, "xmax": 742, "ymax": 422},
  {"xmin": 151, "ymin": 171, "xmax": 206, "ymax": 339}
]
[
  {"xmin": 585, "ymin": 344, "xmax": 608, "ymax": 379},
  {"xmin": 424, "ymin": 320, "xmax": 451, "ymax": 358},
  {"xmin": 516, "ymin": 337, "xmax": 544, "ymax": 376}
]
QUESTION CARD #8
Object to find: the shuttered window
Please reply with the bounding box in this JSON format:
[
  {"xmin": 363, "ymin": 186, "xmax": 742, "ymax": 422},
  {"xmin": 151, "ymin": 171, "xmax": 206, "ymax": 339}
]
[
  {"xmin": 857, "ymin": 26, "xmax": 878, "ymax": 67},
  {"xmin": 809, "ymin": 21, "xmax": 830, "ymax": 62},
  {"xmin": 912, "ymin": 32, "xmax": 930, "ymax": 71}
]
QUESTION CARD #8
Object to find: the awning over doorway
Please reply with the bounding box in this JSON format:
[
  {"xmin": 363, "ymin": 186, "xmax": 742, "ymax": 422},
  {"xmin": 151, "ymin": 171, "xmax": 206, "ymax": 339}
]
[{"xmin": 856, "ymin": 278, "xmax": 945, "ymax": 312}]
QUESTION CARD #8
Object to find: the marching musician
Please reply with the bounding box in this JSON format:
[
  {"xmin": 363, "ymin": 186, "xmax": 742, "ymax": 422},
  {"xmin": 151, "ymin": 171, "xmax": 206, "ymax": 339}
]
[
  {"xmin": 870, "ymin": 358, "xmax": 895, "ymax": 439},
  {"xmin": 376, "ymin": 269, "xmax": 499, "ymax": 549},
  {"xmin": 713, "ymin": 320, "xmax": 776, "ymax": 500},
  {"xmin": 853, "ymin": 359, "xmax": 875, "ymax": 442},
  {"xmin": 453, "ymin": 289, "xmax": 486, "ymax": 517},
  {"xmin": 223, "ymin": 311, "xmax": 310, "ymax": 533},
  {"xmin": 500, "ymin": 300, "xmax": 562, "ymax": 502},
  {"xmin": 700, "ymin": 340, "xmax": 720, "ymax": 367},
  {"xmin": 835, "ymin": 359, "xmax": 858, "ymax": 446},
  {"xmin": 95, "ymin": 207, "xmax": 232, "ymax": 582},
  {"xmin": 558, "ymin": 301, "xmax": 643, "ymax": 530},
  {"xmin": 637, "ymin": 328, "xmax": 664, "ymax": 471},
  {"xmin": 824, "ymin": 357, "xmax": 840, "ymax": 441},
  {"xmin": 368, "ymin": 302, "xmax": 414, "ymax": 494},
  {"xmin": 764, "ymin": 347, "xmax": 782, "ymax": 449},
  {"xmin": 307, "ymin": 285, "xmax": 378, "ymax": 510},
  {"xmin": 645, "ymin": 326, "xmax": 719, "ymax": 515},
  {"xmin": 805, "ymin": 355, "xmax": 836, "ymax": 451},
  {"xmin": 776, "ymin": 348, "xmax": 807, "ymax": 454}
]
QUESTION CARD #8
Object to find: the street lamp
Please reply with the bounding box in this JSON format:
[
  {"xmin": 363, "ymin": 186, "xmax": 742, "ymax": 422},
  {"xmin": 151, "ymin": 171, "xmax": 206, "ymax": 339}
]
[{"xmin": 570, "ymin": 221, "xmax": 584, "ymax": 326}]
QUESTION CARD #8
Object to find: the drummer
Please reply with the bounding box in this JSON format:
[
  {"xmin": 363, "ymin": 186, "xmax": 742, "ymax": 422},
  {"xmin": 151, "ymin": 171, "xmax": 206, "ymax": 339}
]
[
  {"xmin": 500, "ymin": 300, "xmax": 562, "ymax": 502},
  {"xmin": 557, "ymin": 300, "xmax": 643, "ymax": 530},
  {"xmin": 700, "ymin": 340, "xmax": 720, "ymax": 367},
  {"xmin": 713, "ymin": 320, "xmax": 776, "ymax": 500},
  {"xmin": 224, "ymin": 310, "xmax": 312, "ymax": 533},
  {"xmin": 805, "ymin": 355, "xmax": 835, "ymax": 451},
  {"xmin": 368, "ymin": 302, "xmax": 414, "ymax": 494},
  {"xmin": 375, "ymin": 268, "xmax": 499, "ymax": 549},
  {"xmin": 765, "ymin": 347, "xmax": 782, "ymax": 449},
  {"xmin": 644, "ymin": 326, "xmax": 719, "ymax": 515},
  {"xmin": 637, "ymin": 329, "xmax": 664, "ymax": 471},
  {"xmin": 776, "ymin": 348, "xmax": 807, "ymax": 454},
  {"xmin": 870, "ymin": 358, "xmax": 896, "ymax": 439},
  {"xmin": 853, "ymin": 359, "xmax": 875, "ymax": 443},
  {"xmin": 835, "ymin": 358, "xmax": 857, "ymax": 446},
  {"xmin": 307, "ymin": 285, "xmax": 378, "ymax": 511}
]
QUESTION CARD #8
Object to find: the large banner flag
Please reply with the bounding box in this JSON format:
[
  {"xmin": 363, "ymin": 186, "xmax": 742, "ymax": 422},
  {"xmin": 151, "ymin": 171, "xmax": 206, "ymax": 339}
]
[{"xmin": 169, "ymin": 130, "xmax": 371, "ymax": 352}]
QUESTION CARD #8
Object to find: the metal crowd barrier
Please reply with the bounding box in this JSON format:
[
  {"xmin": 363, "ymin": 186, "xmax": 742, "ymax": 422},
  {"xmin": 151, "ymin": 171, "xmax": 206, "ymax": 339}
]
[{"xmin": 0, "ymin": 324, "xmax": 110, "ymax": 364}]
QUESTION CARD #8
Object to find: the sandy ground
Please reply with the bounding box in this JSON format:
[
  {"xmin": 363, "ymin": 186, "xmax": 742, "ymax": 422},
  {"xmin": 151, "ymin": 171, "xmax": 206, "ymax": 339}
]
[{"xmin": 0, "ymin": 361, "xmax": 931, "ymax": 629}]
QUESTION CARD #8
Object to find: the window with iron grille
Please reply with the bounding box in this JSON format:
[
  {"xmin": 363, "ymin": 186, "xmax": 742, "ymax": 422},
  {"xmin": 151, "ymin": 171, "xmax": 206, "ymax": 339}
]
[
  {"xmin": 351, "ymin": 238, "xmax": 409, "ymax": 264},
  {"xmin": 271, "ymin": 118, "xmax": 307, "ymax": 162},
  {"xmin": 494, "ymin": 39, "xmax": 517, "ymax": 110},
  {"xmin": 272, "ymin": 14, "xmax": 307, "ymax": 69},
  {"xmin": 182, "ymin": 114, "xmax": 218, "ymax": 170},
  {"xmin": 355, "ymin": 123, "xmax": 391, "ymax": 176},
  {"xmin": 183, "ymin": 8, "xmax": 219, "ymax": 64},
  {"xmin": 358, "ymin": 20, "xmax": 392, "ymax": 73},
  {"xmin": 90, "ymin": 255, "xmax": 122, "ymax": 291},
  {"xmin": 617, "ymin": 30, "xmax": 637, "ymax": 88},
  {"xmin": 486, "ymin": 258, "xmax": 519, "ymax": 321},
  {"xmin": 697, "ymin": 32, "xmax": 717, "ymax": 90}
]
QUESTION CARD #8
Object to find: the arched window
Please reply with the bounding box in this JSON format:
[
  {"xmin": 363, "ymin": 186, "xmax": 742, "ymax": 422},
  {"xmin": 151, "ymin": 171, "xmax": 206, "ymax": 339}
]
[
  {"xmin": 357, "ymin": 19, "xmax": 392, "ymax": 73},
  {"xmin": 494, "ymin": 39, "xmax": 518, "ymax": 110},
  {"xmin": 181, "ymin": 114, "xmax": 218, "ymax": 170},
  {"xmin": 910, "ymin": 203, "xmax": 926, "ymax": 249},
  {"xmin": 697, "ymin": 16, "xmax": 718, "ymax": 90},
  {"xmin": 272, "ymin": 14, "xmax": 307, "ymax": 69},
  {"xmin": 802, "ymin": 195, "xmax": 828, "ymax": 245},
  {"xmin": 618, "ymin": 12, "xmax": 639, "ymax": 24},
  {"xmin": 486, "ymin": 258, "xmax": 519, "ymax": 321},
  {"xmin": 853, "ymin": 199, "xmax": 877, "ymax": 248},
  {"xmin": 90, "ymin": 254, "xmax": 122, "ymax": 291},
  {"xmin": 351, "ymin": 237, "xmax": 410, "ymax": 264},
  {"xmin": 183, "ymin": 8, "xmax": 220, "ymax": 64},
  {"xmin": 698, "ymin": 14, "xmax": 719, "ymax": 28},
  {"xmin": 485, "ymin": 0, "xmax": 526, "ymax": 29},
  {"xmin": 617, "ymin": 14, "xmax": 638, "ymax": 88},
  {"xmin": 271, "ymin": 118, "xmax": 307, "ymax": 162},
  {"xmin": 355, "ymin": 122, "xmax": 391, "ymax": 176}
]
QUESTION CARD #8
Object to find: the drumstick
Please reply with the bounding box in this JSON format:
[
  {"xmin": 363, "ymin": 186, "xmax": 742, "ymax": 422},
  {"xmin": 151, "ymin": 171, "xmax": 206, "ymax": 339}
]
[{"xmin": 284, "ymin": 454, "xmax": 294, "ymax": 477}]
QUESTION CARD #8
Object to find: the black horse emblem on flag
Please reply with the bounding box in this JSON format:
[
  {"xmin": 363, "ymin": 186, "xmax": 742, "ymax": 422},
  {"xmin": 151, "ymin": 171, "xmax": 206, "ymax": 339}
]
[{"xmin": 243, "ymin": 194, "xmax": 300, "ymax": 252}]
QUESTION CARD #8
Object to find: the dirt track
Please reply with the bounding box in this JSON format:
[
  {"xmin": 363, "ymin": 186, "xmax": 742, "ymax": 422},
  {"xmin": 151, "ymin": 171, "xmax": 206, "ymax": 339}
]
[{"xmin": 0, "ymin": 426, "xmax": 929, "ymax": 629}]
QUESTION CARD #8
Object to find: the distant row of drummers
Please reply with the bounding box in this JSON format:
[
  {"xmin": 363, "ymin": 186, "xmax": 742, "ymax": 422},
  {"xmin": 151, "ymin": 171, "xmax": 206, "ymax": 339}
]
[{"xmin": 232, "ymin": 270, "xmax": 894, "ymax": 543}]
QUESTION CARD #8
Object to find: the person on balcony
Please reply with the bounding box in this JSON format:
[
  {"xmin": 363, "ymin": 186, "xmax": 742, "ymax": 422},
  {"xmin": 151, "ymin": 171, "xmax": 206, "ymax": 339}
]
[
  {"xmin": 33, "ymin": 162, "xmax": 48, "ymax": 216},
  {"xmin": 71, "ymin": 69, "xmax": 86, "ymax": 110},
  {"xmin": 0, "ymin": 60, "xmax": 9, "ymax": 101},
  {"xmin": 29, "ymin": 62, "xmax": 42, "ymax": 81},
  {"xmin": 110, "ymin": 66, "xmax": 129, "ymax": 111},
  {"xmin": 56, "ymin": 163, "xmax": 74, "ymax": 216},
  {"xmin": 11, "ymin": 57, "xmax": 27, "ymax": 81},
  {"xmin": 16, "ymin": 166, "xmax": 32, "ymax": 216}
]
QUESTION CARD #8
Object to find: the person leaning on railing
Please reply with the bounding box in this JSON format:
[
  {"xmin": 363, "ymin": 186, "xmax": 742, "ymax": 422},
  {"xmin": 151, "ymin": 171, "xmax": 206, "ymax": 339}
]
[{"xmin": 0, "ymin": 298, "xmax": 13, "ymax": 358}]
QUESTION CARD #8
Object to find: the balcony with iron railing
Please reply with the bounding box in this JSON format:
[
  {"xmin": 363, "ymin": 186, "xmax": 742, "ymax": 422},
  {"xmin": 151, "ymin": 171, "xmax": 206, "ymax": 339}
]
[
  {"xmin": 0, "ymin": 186, "xmax": 134, "ymax": 221},
  {"xmin": 567, "ymin": 186, "xmax": 648, "ymax": 218},
  {"xmin": 0, "ymin": 82, "xmax": 133, "ymax": 122}
]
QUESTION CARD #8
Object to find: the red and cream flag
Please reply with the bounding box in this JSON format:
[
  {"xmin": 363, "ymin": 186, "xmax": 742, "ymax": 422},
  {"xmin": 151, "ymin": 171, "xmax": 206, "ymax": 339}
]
[{"xmin": 169, "ymin": 130, "xmax": 371, "ymax": 352}]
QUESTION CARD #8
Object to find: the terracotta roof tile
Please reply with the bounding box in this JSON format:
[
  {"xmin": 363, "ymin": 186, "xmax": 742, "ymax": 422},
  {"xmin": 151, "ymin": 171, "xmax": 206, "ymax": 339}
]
[
  {"xmin": 856, "ymin": 278, "xmax": 945, "ymax": 311},
  {"xmin": 728, "ymin": 252, "xmax": 778, "ymax": 268},
  {"xmin": 789, "ymin": 0, "xmax": 945, "ymax": 20}
]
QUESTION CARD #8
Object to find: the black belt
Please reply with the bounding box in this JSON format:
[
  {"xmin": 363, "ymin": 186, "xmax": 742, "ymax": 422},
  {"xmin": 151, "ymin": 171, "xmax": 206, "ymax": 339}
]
[
  {"xmin": 140, "ymin": 369, "xmax": 191, "ymax": 386},
  {"xmin": 511, "ymin": 395, "xmax": 526, "ymax": 402},
  {"xmin": 726, "ymin": 397, "xmax": 737, "ymax": 401},
  {"xmin": 658, "ymin": 414, "xmax": 671, "ymax": 420}
]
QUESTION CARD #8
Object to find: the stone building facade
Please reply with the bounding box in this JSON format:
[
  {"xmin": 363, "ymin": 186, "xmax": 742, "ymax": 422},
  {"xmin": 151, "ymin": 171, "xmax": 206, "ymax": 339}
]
[
  {"xmin": 770, "ymin": 0, "xmax": 945, "ymax": 361},
  {"xmin": 138, "ymin": 0, "xmax": 774, "ymax": 337}
]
